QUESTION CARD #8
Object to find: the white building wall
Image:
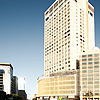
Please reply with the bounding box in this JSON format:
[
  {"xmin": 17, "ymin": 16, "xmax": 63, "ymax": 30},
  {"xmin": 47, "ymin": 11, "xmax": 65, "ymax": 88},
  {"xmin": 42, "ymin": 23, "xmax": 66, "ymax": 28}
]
[
  {"xmin": 18, "ymin": 77, "xmax": 25, "ymax": 90},
  {"xmin": 70, "ymin": 0, "xmax": 77, "ymax": 70},
  {"xmin": 88, "ymin": 3, "xmax": 95, "ymax": 50},
  {"xmin": 0, "ymin": 66, "xmax": 12, "ymax": 94}
]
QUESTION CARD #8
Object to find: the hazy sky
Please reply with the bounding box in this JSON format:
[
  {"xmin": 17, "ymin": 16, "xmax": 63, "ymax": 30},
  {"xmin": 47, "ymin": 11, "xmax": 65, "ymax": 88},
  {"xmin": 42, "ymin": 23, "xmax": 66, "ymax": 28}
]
[{"xmin": 0, "ymin": 0, "xmax": 100, "ymax": 99}]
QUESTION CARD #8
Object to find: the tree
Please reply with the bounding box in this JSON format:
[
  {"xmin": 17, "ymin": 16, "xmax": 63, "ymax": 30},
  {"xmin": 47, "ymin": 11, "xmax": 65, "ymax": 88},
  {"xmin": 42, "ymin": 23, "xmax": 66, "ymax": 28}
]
[
  {"xmin": 13, "ymin": 94, "xmax": 23, "ymax": 100},
  {"xmin": 83, "ymin": 91, "xmax": 93, "ymax": 100}
]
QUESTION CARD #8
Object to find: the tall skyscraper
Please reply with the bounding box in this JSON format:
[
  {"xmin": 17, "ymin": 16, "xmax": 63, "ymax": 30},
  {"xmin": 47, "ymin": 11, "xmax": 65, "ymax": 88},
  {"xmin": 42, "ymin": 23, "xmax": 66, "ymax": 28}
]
[
  {"xmin": 38, "ymin": 0, "xmax": 95, "ymax": 99},
  {"xmin": 44, "ymin": 0, "xmax": 95, "ymax": 77}
]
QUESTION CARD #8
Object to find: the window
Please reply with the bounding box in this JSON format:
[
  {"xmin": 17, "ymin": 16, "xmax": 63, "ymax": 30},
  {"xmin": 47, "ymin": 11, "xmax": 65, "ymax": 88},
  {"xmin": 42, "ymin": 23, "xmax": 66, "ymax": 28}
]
[
  {"xmin": 82, "ymin": 85, "xmax": 87, "ymax": 88},
  {"xmin": 94, "ymin": 69, "xmax": 99, "ymax": 72},
  {"xmin": 88, "ymin": 70, "xmax": 93, "ymax": 72},
  {"xmin": 88, "ymin": 66, "xmax": 93, "ymax": 68},
  {"xmin": 62, "ymin": 67, "xmax": 64, "ymax": 69},
  {"xmin": 82, "ymin": 82, "xmax": 87, "ymax": 84},
  {"xmin": 88, "ymin": 58, "xmax": 92, "ymax": 61},
  {"xmin": 94, "ymin": 62, "xmax": 99, "ymax": 64},
  {"xmin": 83, "ymin": 89, "xmax": 87, "ymax": 92},
  {"xmin": 82, "ymin": 66, "xmax": 87, "ymax": 69},
  {"xmin": 94, "ymin": 81, "xmax": 99, "ymax": 84},
  {"xmin": 95, "ymin": 93, "xmax": 99, "ymax": 95},
  {"xmin": 94, "ymin": 77, "xmax": 99, "ymax": 80},
  {"xmin": 94, "ymin": 54, "xmax": 99, "ymax": 57},
  {"xmin": 90, "ymin": 12, "xmax": 93, "ymax": 17},
  {"xmin": 94, "ymin": 65, "xmax": 99, "ymax": 68},
  {"xmin": 94, "ymin": 73, "xmax": 99, "ymax": 76},
  {"xmin": 88, "ymin": 62, "xmax": 93, "ymax": 64},
  {"xmin": 88, "ymin": 54, "xmax": 92, "ymax": 57},
  {"xmin": 82, "ymin": 78, "xmax": 87, "ymax": 80},
  {"xmin": 82, "ymin": 59, "xmax": 87, "ymax": 61},
  {"xmin": 94, "ymin": 89, "xmax": 99, "ymax": 92},
  {"xmin": 88, "ymin": 73, "xmax": 93, "ymax": 76},
  {"xmin": 88, "ymin": 77, "xmax": 93, "ymax": 80},
  {"xmin": 94, "ymin": 85, "xmax": 99, "ymax": 88},
  {"xmin": 82, "ymin": 55, "xmax": 87, "ymax": 57},
  {"xmin": 82, "ymin": 63, "xmax": 87, "ymax": 65},
  {"xmin": 82, "ymin": 74, "xmax": 87, "ymax": 76},
  {"xmin": 88, "ymin": 81, "xmax": 93, "ymax": 84},
  {"xmin": 82, "ymin": 70, "xmax": 87, "ymax": 72},
  {"xmin": 88, "ymin": 85, "xmax": 93, "ymax": 87},
  {"xmin": 94, "ymin": 57, "xmax": 99, "ymax": 60}
]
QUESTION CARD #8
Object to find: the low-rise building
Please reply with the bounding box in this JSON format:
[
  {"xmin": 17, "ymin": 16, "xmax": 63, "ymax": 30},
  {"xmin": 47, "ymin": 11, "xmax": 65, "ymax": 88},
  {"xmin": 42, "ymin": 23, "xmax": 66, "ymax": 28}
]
[
  {"xmin": 38, "ymin": 70, "xmax": 80, "ymax": 100},
  {"xmin": 0, "ymin": 63, "xmax": 13, "ymax": 94},
  {"xmin": 13, "ymin": 76, "xmax": 18, "ymax": 94},
  {"xmin": 80, "ymin": 47, "xmax": 100, "ymax": 100}
]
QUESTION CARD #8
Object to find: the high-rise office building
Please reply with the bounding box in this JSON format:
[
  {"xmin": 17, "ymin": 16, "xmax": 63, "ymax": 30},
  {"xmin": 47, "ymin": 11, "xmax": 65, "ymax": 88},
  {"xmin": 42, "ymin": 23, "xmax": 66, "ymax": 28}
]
[
  {"xmin": 44, "ymin": 0, "xmax": 95, "ymax": 77},
  {"xmin": 80, "ymin": 47, "xmax": 100, "ymax": 100},
  {"xmin": 0, "ymin": 63, "xmax": 13, "ymax": 94},
  {"xmin": 38, "ymin": 0, "xmax": 95, "ymax": 99}
]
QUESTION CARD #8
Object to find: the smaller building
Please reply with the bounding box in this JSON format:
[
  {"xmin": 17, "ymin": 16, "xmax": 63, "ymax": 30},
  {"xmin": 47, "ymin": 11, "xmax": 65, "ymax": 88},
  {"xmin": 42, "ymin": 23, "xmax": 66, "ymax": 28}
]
[
  {"xmin": 18, "ymin": 90, "xmax": 27, "ymax": 100},
  {"xmin": 18, "ymin": 77, "xmax": 25, "ymax": 90},
  {"xmin": 80, "ymin": 47, "xmax": 100, "ymax": 100},
  {"xmin": 13, "ymin": 76, "xmax": 18, "ymax": 94},
  {"xmin": 18, "ymin": 77, "xmax": 27, "ymax": 100},
  {"xmin": 0, "ymin": 63, "xmax": 13, "ymax": 94},
  {"xmin": 38, "ymin": 70, "xmax": 80, "ymax": 100}
]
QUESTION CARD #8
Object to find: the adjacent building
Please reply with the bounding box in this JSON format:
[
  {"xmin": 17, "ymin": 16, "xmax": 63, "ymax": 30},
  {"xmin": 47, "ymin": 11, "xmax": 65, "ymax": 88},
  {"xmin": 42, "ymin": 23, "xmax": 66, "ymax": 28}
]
[
  {"xmin": 80, "ymin": 47, "xmax": 100, "ymax": 100},
  {"xmin": 13, "ymin": 76, "xmax": 18, "ymax": 94},
  {"xmin": 18, "ymin": 90, "xmax": 27, "ymax": 100},
  {"xmin": 38, "ymin": 0, "xmax": 95, "ymax": 99},
  {"xmin": 18, "ymin": 77, "xmax": 25, "ymax": 90},
  {"xmin": 18, "ymin": 77, "xmax": 27, "ymax": 100},
  {"xmin": 0, "ymin": 63, "xmax": 13, "ymax": 94}
]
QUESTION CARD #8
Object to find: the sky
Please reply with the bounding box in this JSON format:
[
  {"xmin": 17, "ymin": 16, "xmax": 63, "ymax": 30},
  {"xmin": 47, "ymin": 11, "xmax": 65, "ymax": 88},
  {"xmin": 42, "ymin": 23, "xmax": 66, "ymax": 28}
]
[{"xmin": 0, "ymin": 0, "xmax": 100, "ymax": 99}]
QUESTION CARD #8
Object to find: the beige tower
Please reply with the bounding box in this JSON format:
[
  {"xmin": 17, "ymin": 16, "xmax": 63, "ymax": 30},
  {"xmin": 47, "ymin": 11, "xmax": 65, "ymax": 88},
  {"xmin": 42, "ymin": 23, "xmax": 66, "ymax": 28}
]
[
  {"xmin": 38, "ymin": 0, "xmax": 95, "ymax": 99},
  {"xmin": 44, "ymin": 0, "xmax": 95, "ymax": 77}
]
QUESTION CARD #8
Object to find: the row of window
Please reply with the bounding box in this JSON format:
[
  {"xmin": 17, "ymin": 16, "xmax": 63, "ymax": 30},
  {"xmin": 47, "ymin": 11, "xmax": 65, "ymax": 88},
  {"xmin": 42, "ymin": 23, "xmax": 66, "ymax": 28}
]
[
  {"xmin": 82, "ymin": 69, "xmax": 99, "ymax": 72},
  {"xmin": 82, "ymin": 61, "xmax": 99, "ymax": 65},
  {"xmin": 82, "ymin": 77, "xmax": 99, "ymax": 80},
  {"xmin": 82, "ymin": 65, "xmax": 99, "ymax": 69},
  {"xmin": 82, "ymin": 85, "xmax": 99, "ymax": 88},
  {"xmin": 82, "ymin": 81, "xmax": 99, "ymax": 84},
  {"xmin": 82, "ymin": 54, "xmax": 99, "ymax": 57},
  {"xmin": 82, "ymin": 57, "xmax": 99, "ymax": 61}
]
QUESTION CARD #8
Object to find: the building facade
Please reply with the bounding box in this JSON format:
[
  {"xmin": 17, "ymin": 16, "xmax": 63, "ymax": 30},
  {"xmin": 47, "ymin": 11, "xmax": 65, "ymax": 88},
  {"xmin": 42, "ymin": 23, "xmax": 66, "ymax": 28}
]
[
  {"xmin": 38, "ymin": 0, "xmax": 95, "ymax": 99},
  {"xmin": 44, "ymin": 0, "xmax": 95, "ymax": 77},
  {"xmin": 0, "ymin": 63, "xmax": 13, "ymax": 94},
  {"xmin": 80, "ymin": 47, "xmax": 100, "ymax": 100},
  {"xmin": 18, "ymin": 77, "xmax": 25, "ymax": 90},
  {"xmin": 13, "ymin": 76, "xmax": 18, "ymax": 94},
  {"xmin": 38, "ymin": 70, "xmax": 80, "ymax": 99}
]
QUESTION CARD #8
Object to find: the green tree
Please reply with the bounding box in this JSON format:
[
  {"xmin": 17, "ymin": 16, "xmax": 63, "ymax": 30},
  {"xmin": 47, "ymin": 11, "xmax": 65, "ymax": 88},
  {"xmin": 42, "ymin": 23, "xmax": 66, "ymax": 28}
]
[{"xmin": 13, "ymin": 94, "xmax": 23, "ymax": 100}]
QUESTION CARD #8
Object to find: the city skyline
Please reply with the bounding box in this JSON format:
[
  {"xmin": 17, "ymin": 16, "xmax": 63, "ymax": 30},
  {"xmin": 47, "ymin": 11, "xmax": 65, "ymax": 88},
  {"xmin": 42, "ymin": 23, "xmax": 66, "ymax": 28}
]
[{"xmin": 0, "ymin": 0, "xmax": 100, "ymax": 99}]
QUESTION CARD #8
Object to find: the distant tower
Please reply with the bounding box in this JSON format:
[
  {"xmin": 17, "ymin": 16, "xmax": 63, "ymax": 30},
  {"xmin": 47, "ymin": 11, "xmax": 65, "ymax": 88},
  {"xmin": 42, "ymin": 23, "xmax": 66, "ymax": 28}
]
[
  {"xmin": 18, "ymin": 77, "xmax": 25, "ymax": 90},
  {"xmin": 13, "ymin": 76, "xmax": 18, "ymax": 94},
  {"xmin": 18, "ymin": 77, "xmax": 27, "ymax": 100},
  {"xmin": 0, "ymin": 63, "xmax": 13, "ymax": 94}
]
